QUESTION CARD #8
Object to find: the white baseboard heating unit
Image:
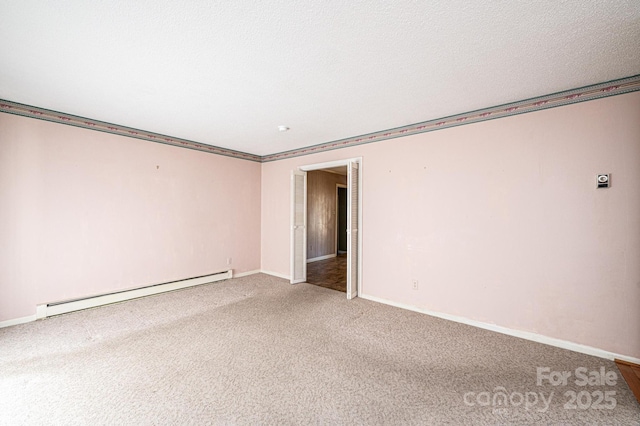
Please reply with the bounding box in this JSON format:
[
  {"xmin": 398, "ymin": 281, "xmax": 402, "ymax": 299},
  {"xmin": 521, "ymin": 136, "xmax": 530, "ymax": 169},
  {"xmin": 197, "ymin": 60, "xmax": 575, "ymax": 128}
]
[{"xmin": 36, "ymin": 269, "xmax": 233, "ymax": 319}]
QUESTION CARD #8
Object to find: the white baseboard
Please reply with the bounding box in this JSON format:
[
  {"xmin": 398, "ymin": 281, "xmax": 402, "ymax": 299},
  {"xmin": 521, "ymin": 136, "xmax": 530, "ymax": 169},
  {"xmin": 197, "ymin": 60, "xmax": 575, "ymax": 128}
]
[
  {"xmin": 233, "ymin": 269, "xmax": 261, "ymax": 278},
  {"xmin": 0, "ymin": 314, "xmax": 37, "ymax": 329},
  {"xmin": 37, "ymin": 270, "xmax": 232, "ymax": 319},
  {"xmin": 359, "ymin": 293, "xmax": 640, "ymax": 365},
  {"xmin": 260, "ymin": 270, "xmax": 290, "ymax": 280},
  {"xmin": 307, "ymin": 253, "xmax": 336, "ymax": 263}
]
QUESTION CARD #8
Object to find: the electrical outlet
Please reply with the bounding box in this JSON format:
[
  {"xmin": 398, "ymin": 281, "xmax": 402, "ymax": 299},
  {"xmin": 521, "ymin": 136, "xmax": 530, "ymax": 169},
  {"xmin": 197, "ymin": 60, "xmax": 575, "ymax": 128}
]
[
  {"xmin": 227, "ymin": 257, "xmax": 232, "ymax": 265},
  {"xmin": 412, "ymin": 280, "xmax": 419, "ymax": 290}
]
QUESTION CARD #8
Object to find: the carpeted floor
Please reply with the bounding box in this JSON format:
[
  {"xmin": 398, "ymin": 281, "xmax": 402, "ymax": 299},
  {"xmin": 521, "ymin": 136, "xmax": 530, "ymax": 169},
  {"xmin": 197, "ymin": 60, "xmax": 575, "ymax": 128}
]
[{"xmin": 1, "ymin": 274, "xmax": 638, "ymax": 425}]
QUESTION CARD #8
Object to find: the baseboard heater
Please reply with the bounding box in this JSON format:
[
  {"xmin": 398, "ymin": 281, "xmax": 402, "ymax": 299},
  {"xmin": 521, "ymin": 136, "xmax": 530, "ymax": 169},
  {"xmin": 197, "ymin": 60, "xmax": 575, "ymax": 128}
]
[{"xmin": 36, "ymin": 269, "xmax": 233, "ymax": 319}]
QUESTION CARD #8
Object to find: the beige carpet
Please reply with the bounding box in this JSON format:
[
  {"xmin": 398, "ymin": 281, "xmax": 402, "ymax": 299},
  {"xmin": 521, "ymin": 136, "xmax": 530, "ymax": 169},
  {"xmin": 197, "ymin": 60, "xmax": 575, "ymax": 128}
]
[{"xmin": 1, "ymin": 274, "xmax": 638, "ymax": 425}]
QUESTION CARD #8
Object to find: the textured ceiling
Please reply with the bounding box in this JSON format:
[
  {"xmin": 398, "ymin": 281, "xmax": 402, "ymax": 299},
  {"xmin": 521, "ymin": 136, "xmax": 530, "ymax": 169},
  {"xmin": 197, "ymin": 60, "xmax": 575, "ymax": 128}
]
[{"xmin": 1, "ymin": 1, "xmax": 639, "ymax": 157}]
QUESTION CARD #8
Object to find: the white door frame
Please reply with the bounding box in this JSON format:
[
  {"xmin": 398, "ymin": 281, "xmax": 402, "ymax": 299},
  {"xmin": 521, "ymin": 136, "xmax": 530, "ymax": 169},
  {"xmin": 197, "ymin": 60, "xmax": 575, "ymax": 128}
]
[{"xmin": 295, "ymin": 157, "xmax": 363, "ymax": 297}]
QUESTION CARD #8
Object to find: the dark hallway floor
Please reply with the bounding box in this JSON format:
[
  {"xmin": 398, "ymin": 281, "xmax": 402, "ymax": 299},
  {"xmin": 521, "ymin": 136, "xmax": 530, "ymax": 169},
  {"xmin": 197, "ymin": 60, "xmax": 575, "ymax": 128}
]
[{"xmin": 306, "ymin": 253, "xmax": 347, "ymax": 292}]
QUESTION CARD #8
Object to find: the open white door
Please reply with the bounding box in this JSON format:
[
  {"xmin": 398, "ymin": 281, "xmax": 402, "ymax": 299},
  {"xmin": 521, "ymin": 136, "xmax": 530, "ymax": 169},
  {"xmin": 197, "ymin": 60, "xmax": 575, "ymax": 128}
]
[
  {"xmin": 290, "ymin": 170, "xmax": 307, "ymax": 284},
  {"xmin": 346, "ymin": 161, "xmax": 359, "ymax": 299}
]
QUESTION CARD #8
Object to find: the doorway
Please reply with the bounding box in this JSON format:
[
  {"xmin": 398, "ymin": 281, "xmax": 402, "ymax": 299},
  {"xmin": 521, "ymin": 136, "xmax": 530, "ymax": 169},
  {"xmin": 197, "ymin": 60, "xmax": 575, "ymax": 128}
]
[
  {"xmin": 305, "ymin": 176, "xmax": 347, "ymax": 292},
  {"xmin": 290, "ymin": 158, "xmax": 362, "ymax": 299}
]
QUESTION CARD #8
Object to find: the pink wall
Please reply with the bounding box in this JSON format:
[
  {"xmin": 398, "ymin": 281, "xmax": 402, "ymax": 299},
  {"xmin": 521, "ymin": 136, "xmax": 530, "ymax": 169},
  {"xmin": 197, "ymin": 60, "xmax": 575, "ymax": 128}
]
[
  {"xmin": 0, "ymin": 113, "xmax": 261, "ymax": 321},
  {"xmin": 2, "ymin": 91, "xmax": 638, "ymax": 359},
  {"xmin": 261, "ymin": 92, "xmax": 640, "ymax": 359}
]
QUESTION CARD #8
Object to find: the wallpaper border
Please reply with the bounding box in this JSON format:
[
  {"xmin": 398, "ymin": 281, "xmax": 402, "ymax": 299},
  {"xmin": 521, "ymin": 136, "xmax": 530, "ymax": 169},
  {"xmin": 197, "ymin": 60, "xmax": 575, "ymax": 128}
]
[
  {"xmin": 1, "ymin": 74, "xmax": 639, "ymax": 163},
  {"xmin": 0, "ymin": 101, "xmax": 262, "ymax": 162},
  {"xmin": 261, "ymin": 74, "xmax": 640, "ymax": 162}
]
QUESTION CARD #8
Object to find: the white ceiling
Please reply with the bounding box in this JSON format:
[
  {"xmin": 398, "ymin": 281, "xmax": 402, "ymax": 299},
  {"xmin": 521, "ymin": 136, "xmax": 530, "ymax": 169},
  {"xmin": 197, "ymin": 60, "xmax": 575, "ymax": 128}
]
[{"xmin": 1, "ymin": 1, "xmax": 639, "ymax": 157}]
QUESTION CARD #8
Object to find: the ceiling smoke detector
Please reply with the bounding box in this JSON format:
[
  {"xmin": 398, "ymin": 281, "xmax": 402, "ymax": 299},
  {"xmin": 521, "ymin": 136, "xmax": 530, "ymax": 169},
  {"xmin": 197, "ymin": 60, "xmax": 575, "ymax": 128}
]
[{"xmin": 278, "ymin": 125, "xmax": 290, "ymax": 132}]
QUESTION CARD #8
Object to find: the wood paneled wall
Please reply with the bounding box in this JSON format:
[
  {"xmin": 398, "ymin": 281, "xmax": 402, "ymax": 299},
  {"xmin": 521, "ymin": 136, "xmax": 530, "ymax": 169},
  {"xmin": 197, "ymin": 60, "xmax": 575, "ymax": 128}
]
[{"xmin": 307, "ymin": 170, "xmax": 347, "ymax": 260}]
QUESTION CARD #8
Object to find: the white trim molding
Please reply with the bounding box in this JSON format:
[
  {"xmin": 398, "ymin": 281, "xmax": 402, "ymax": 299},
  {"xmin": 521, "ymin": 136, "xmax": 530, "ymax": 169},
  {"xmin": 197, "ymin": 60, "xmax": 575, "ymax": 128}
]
[
  {"xmin": 260, "ymin": 270, "xmax": 291, "ymax": 280},
  {"xmin": 0, "ymin": 315, "xmax": 37, "ymax": 329},
  {"xmin": 359, "ymin": 293, "xmax": 640, "ymax": 365},
  {"xmin": 299, "ymin": 158, "xmax": 361, "ymax": 172},
  {"xmin": 233, "ymin": 269, "xmax": 262, "ymax": 278},
  {"xmin": 307, "ymin": 253, "xmax": 337, "ymax": 263}
]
